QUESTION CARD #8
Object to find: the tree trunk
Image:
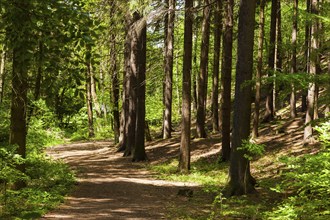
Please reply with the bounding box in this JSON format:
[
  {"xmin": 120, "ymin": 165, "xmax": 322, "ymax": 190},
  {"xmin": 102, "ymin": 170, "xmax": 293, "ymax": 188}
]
[
  {"xmin": 110, "ymin": 35, "xmax": 120, "ymax": 144},
  {"xmin": 304, "ymin": 0, "xmax": 319, "ymax": 144},
  {"xmin": 274, "ymin": 0, "xmax": 282, "ymax": 109},
  {"xmin": 302, "ymin": 0, "xmax": 311, "ymax": 112},
  {"xmin": 179, "ymin": 0, "xmax": 193, "ymax": 173},
  {"xmin": 211, "ymin": 0, "xmax": 222, "ymax": 133},
  {"xmin": 86, "ymin": 47, "xmax": 95, "ymax": 138},
  {"xmin": 10, "ymin": 47, "xmax": 29, "ymax": 189},
  {"xmin": 220, "ymin": 0, "xmax": 234, "ymax": 162},
  {"xmin": 133, "ymin": 16, "xmax": 147, "ymax": 162},
  {"xmin": 252, "ymin": 0, "xmax": 265, "ymax": 139},
  {"xmin": 8, "ymin": 0, "xmax": 33, "ymax": 189},
  {"xmin": 117, "ymin": 19, "xmax": 131, "ymax": 152},
  {"xmin": 27, "ymin": 41, "xmax": 43, "ymax": 126},
  {"xmin": 124, "ymin": 12, "xmax": 139, "ymax": 157},
  {"xmin": 314, "ymin": 85, "xmax": 319, "ymax": 120},
  {"xmin": 264, "ymin": 0, "xmax": 277, "ymax": 122},
  {"xmin": 175, "ymin": 51, "xmax": 181, "ymax": 116},
  {"xmin": 290, "ymin": 0, "xmax": 298, "ymax": 118},
  {"xmin": 228, "ymin": 0, "xmax": 257, "ymax": 196},
  {"xmin": 90, "ymin": 68, "xmax": 101, "ymax": 117},
  {"xmin": 163, "ymin": 0, "xmax": 175, "ymax": 139},
  {"xmin": 196, "ymin": 0, "xmax": 211, "ymax": 139},
  {"xmin": 0, "ymin": 48, "xmax": 6, "ymax": 104},
  {"xmin": 192, "ymin": 21, "xmax": 199, "ymax": 113}
]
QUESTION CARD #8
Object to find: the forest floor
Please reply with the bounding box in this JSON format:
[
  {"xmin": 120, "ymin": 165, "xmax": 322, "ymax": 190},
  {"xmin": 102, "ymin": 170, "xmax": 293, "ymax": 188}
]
[
  {"xmin": 40, "ymin": 134, "xmax": 217, "ymax": 220},
  {"xmin": 40, "ymin": 110, "xmax": 320, "ymax": 220}
]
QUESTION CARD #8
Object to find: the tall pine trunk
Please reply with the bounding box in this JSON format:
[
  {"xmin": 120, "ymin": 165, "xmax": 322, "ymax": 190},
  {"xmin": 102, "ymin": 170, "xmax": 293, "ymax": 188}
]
[
  {"xmin": 86, "ymin": 47, "xmax": 95, "ymax": 138},
  {"xmin": 290, "ymin": 0, "xmax": 298, "ymax": 118},
  {"xmin": 196, "ymin": 0, "xmax": 211, "ymax": 138},
  {"xmin": 163, "ymin": 0, "xmax": 175, "ymax": 139},
  {"xmin": 211, "ymin": 0, "xmax": 222, "ymax": 133},
  {"xmin": 8, "ymin": 0, "xmax": 32, "ymax": 189},
  {"xmin": 0, "ymin": 48, "xmax": 6, "ymax": 104},
  {"xmin": 27, "ymin": 41, "xmax": 43, "ymax": 127},
  {"xmin": 124, "ymin": 12, "xmax": 139, "ymax": 157},
  {"xmin": 302, "ymin": 0, "xmax": 311, "ymax": 112},
  {"xmin": 118, "ymin": 15, "xmax": 131, "ymax": 152},
  {"xmin": 110, "ymin": 35, "xmax": 120, "ymax": 144},
  {"xmin": 179, "ymin": 0, "xmax": 193, "ymax": 173},
  {"xmin": 274, "ymin": 0, "xmax": 282, "ymax": 109},
  {"xmin": 264, "ymin": 0, "xmax": 277, "ymax": 122},
  {"xmin": 90, "ymin": 69, "xmax": 101, "ymax": 117},
  {"xmin": 304, "ymin": 0, "xmax": 319, "ymax": 144},
  {"xmin": 132, "ymin": 16, "xmax": 147, "ymax": 162},
  {"xmin": 228, "ymin": 0, "xmax": 257, "ymax": 196},
  {"xmin": 220, "ymin": 0, "xmax": 234, "ymax": 162},
  {"xmin": 252, "ymin": 0, "xmax": 265, "ymax": 138},
  {"xmin": 10, "ymin": 48, "xmax": 29, "ymax": 189}
]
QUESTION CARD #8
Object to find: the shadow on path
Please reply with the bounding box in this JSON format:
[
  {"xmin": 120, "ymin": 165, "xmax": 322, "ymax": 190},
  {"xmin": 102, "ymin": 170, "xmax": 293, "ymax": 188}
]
[{"xmin": 40, "ymin": 141, "xmax": 203, "ymax": 220}]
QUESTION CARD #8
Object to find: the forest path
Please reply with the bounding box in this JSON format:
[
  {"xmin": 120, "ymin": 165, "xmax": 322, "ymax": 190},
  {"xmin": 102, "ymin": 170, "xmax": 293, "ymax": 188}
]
[{"xmin": 40, "ymin": 138, "xmax": 215, "ymax": 220}]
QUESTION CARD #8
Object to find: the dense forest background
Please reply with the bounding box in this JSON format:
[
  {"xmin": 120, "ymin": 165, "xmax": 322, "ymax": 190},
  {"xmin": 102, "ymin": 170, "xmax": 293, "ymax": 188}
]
[{"xmin": 0, "ymin": 0, "xmax": 329, "ymax": 219}]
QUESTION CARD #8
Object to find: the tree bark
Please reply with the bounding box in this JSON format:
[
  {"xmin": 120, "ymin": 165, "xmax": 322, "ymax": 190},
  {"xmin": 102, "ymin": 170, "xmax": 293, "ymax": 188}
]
[
  {"xmin": 10, "ymin": 48, "xmax": 29, "ymax": 189},
  {"xmin": 302, "ymin": 0, "xmax": 311, "ymax": 112},
  {"xmin": 264, "ymin": 0, "xmax": 277, "ymax": 122},
  {"xmin": 110, "ymin": 35, "xmax": 120, "ymax": 144},
  {"xmin": 27, "ymin": 41, "xmax": 43, "ymax": 127},
  {"xmin": 228, "ymin": 0, "xmax": 257, "ymax": 196},
  {"xmin": 8, "ymin": 0, "xmax": 32, "ymax": 189},
  {"xmin": 196, "ymin": 0, "xmax": 211, "ymax": 139},
  {"xmin": 290, "ymin": 0, "xmax": 298, "ymax": 118},
  {"xmin": 211, "ymin": 0, "xmax": 222, "ymax": 133},
  {"xmin": 252, "ymin": 0, "xmax": 265, "ymax": 139},
  {"xmin": 86, "ymin": 47, "xmax": 95, "ymax": 138},
  {"xmin": 220, "ymin": 0, "xmax": 234, "ymax": 162},
  {"xmin": 274, "ymin": 0, "xmax": 282, "ymax": 109},
  {"xmin": 117, "ymin": 17, "xmax": 131, "ymax": 152},
  {"xmin": 0, "ymin": 48, "xmax": 6, "ymax": 104},
  {"xmin": 90, "ymin": 68, "xmax": 101, "ymax": 117},
  {"xmin": 179, "ymin": 0, "xmax": 193, "ymax": 173},
  {"xmin": 124, "ymin": 12, "xmax": 139, "ymax": 157},
  {"xmin": 192, "ymin": 22, "xmax": 199, "ymax": 113},
  {"xmin": 133, "ymin": 16, "xmax": 147, "ymax": 162},
  {"xmin": 304, "ymin": 0, "xmax": 319, "ymax": 144},
  {"xmin": 163, "ymin": 0, "xmax": 175, "ymax": 139}
]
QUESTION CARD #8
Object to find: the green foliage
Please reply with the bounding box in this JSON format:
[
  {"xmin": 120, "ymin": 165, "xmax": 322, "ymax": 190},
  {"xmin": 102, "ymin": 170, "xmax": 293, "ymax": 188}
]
[
  {"xmin": 0, "ymin": 104, "xmax": 10, "ymax": 143},
  {"xmin": 315, "ymin": 119, "xmax": 330, "ymax": 147},
  {"xmin": 265, "ymin": 121, "xmax": 330, "ymax": 220},
  {"xmin": 0, "ymin": 145, "xmax": 27, "ymax": 186},
  {"xmin": 27, "ymin": 100, "xmax": 66, "ymax": 153},
  {"xmin": 0, "ymin": 152, "xmax": 75, "ymax": 219},
  {"xmin": 238, "ymin": 139, "xmax": 265, "ymax": 160},
  {"xmin": 64, "ymin": 107, "xmax": 89, "ymax": 141}
]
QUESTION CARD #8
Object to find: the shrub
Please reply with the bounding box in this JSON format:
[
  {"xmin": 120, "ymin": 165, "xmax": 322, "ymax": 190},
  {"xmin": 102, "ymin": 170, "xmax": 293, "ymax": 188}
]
[{"xmin": 265, "ymin": 120, "xmax": 330, "ymax": 219}]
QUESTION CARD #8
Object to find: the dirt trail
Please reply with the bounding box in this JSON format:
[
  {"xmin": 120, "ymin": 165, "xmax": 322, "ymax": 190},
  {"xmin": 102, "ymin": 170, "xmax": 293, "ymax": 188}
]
[{"xmin": 40, "ymin": 140, "xmax": 206, "ymax": 220}]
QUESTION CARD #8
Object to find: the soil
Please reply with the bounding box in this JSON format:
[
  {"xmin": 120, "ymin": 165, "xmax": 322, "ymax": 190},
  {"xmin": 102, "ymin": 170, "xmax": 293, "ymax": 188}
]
[{"xmin": 40, "ymin": 132, "xmax": 218, "ymax": 220}]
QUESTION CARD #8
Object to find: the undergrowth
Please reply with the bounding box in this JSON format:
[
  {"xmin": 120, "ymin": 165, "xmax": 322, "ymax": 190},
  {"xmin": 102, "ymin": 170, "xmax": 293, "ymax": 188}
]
[
  {"xmin": 0, "ymin": 100, "xmax": 76, "ymax": 219},
  {"xmin": 150, "ymin": 118, "xmax": 330, "ymax": 219},
  {"xmin": 0, "ymin": 147, "xmax": 75, "ymax": 219},
  {"xmin": 264, "ymin": 119, "xmax": 330, "ymax": 220}
]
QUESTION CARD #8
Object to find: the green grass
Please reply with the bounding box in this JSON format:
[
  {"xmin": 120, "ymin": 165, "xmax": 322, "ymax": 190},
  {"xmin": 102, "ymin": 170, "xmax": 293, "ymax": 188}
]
[{"xmin": 150, "ymin": 157, "xmax": 228, "ymax": 193}]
